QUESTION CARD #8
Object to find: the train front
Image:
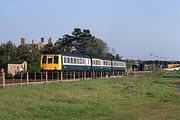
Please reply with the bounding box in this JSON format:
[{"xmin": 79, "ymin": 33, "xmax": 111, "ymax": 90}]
[{"xmin": 40, "ymin": 53, "xmax": 62, "ymax": 71}]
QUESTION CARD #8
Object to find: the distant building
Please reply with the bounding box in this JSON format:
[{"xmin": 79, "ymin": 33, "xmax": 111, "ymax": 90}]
[
  {"xmin": 8, "ymin": 61, "xmax": 27, "ymax": 76},
  {"xmin": 132, "ymin": 60, "xmax": 173, "ymax": 71},
  {"xmin": 20, "ymin": 37, "xmax": 46, "ymax": 49}
]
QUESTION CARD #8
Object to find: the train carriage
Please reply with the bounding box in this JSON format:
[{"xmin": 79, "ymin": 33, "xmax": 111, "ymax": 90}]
[
  {"xmin": 40, "ymin": 50, "xmax": 91, "ymax": 71},
  {"xmin": 112, "ymin": 61, "xmax": 126, "ymax": 71},
  {"xmin": 40, "ymin": 50, "xmax": 126, "ymax": 72},
  {"xmin": 62, "ymin": 54, "xmax": 91, "ymax": 71}
]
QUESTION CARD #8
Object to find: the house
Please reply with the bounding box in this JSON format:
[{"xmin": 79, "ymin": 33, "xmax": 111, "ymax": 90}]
[
  {"xmin": 8, "ymin": 61, "xmax": 27, "ymax": 76},
  {"xmin": 20, "ymin": 37, "xmax": 53, "ymax": 49}
]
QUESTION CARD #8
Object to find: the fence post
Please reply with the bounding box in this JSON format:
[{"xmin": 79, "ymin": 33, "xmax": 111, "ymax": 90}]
[
  {"xmin": 52, "ymin": 71, "xmax": 53, "ymax": 81},
  {"xmin": 73, "ymin": 71, "xmax": 75, "ymax": 80},
  {"xmin": 41, "ymin": 72, "xmax": 43, "ymax": 82},
  {"xmin": 61, "ymin": 71, "xmax": 63, "ymax": 80},
  {"xmin": 91, "ymin": 71, "xmax": 93, "ymax": 78},
  {"xmin": 34, "ymin": 72, "xmax": 36, "ymax": 84},
  {"xmin": 2, "ymin": 72, "xmax": 5, "ymax": 88},
  {"xmin": 21, "ymin": 72, "xmax": 23, "ymax": 87},
  {"xmin": 82, "ymin": 71, "xmax": 83, "ymax": 79},
  {"xmin": 57, "ymin": 71, "xmax": 59, "ymax": 80},
  {"xmin": 26, "ymin": 72, "xmax": 29, "ymax": 86},
  {"xmin": 93, "ymin": 71, "xmax": 95, "ymax": 78},
  {"xmin": 46, "ymin": 72, "xmax": 48, "ymax": 82},
  {"xmin": 101, "ymin": 70, "xmax": 102, "ymax": 78},
  {"xmin": 12, "ymin": 75, "xmax": 14, "ymax": 86},
  {"xmin": 84, "ymin": 71, "xmax": 86, "ymax": 79}
]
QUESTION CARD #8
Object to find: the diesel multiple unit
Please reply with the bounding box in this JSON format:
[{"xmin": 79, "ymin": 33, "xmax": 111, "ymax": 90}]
[{"xmin": 40, "ymin": 51, "xmax": 126, "ymax": 72}]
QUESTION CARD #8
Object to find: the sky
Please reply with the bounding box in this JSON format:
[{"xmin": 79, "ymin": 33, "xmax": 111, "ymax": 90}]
[{"xmin": 0, "ymin": 0, "xmax": 180, "ymax": 60}]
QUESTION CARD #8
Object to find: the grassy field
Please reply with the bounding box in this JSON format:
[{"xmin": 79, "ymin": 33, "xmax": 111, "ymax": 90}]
[{"xmin": 0, "ymin": 76, "xmax": 179, "ymax": 120}]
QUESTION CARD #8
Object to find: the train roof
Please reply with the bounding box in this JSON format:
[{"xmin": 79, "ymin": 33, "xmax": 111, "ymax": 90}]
[
  {"xmin": 42, "ymin": 50, "xmax": 125, "ymax": 62},
  {"xmin": 42, "ymin": 50, "xmax": 90, "ymax": 58}
]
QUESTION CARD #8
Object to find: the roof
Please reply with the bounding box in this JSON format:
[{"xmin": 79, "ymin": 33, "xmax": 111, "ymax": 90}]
[
  {"xmin": 42, "ymin": 50, "xmax": 90, "ymax": 58},
  {"xmin": 9, "ymin": 61, "xmax": 26, "ymax": 64}
]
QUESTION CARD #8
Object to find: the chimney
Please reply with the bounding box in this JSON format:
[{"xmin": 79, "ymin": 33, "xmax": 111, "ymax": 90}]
[
  {"xmin": 41, "ymin": 37, "xmax": 44, "ymax": 43},
  {"xmin": 21, "ymin": 38, "xmax": 25, "ymax": 45},
  {"xmin": 32, "ymin": 39, "xmax": 35, "ymax": 44},
  {"xmin": 48, "ymin": 37, "xmax": 52, "ymax": 44}
]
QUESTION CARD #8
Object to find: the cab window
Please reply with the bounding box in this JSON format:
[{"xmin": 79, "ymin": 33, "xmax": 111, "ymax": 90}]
[
  {"xmin": 42, "ymin": 55, "xmax": 47, "ymax": 64},
  {"xmin": 54, "ymin": 56, "xmax": 59, "ymax": 64},
  {"xmin": 48, "ymin": 56, "xmax": 53, "ymax": 64}
]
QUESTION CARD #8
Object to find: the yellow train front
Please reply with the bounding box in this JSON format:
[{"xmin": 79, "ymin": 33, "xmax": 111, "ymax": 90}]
[{"xmin": 40, "ymin": 53, "xmax": 62, "ymax": 71}]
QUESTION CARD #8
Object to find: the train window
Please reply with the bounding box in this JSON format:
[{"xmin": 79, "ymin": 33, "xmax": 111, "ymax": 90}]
[
  {"xmin": 48, "ymin": 56, "xmax": 53, "ymax": 64},
  {"xmin": 54, "ymin": 56, "xmax": 59, "ymax": 64},
  {"xmin": 74, "ymin": 58, "xmax": 76, "ymax": 64},
  {"xmin": 98, "ymin": 60, "xmax": 100, "ymax": 65},
  {"xmin": 67, "ymin": 57, "xmax": 70, "ymax": 63},
  {"xmin": 71, "ymin": 58, "xmax": 73, "ymax": 63},
  {"xmin": 104, "ymin": 61, "xmax": 107, "ymax": 65},
  {"xmin": 80, "ymin": 58, "xmax": 82, "ymax": 64},
  {"xmin": 92, "ymin": 60, "xmax": 95, "ymax": 65},
  {"xmin": 77, "ymin": 59, "xmax": 79, "ymax": 64},
  {"xmin": 42, "ymin": 55, "xmax": 47, "ymax": 64},
  {"xmin": 64, "ymin": 57, "xmax": 67, "ymax": 63}
]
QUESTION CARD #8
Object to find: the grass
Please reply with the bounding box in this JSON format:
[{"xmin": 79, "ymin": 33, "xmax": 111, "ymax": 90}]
[{"xmin": 0, "ymin": 76, "xmax": 179, "ymax": 120}]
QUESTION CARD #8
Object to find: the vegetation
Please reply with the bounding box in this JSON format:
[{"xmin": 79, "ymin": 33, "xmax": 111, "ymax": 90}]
[
  {"xmin": 0, "ymin": 28, "xmax": 122, "ymax": 73},
  {"xmin": 0, "ymin": 41, "xmax": 40, "ymax": 72},
  {"xmin": 0, "ymin": 76, "xmax": 179, "ymax": 120},
  {"xmin": 54, "ymin": 28, "xmax": 120, "ymax": 59}
]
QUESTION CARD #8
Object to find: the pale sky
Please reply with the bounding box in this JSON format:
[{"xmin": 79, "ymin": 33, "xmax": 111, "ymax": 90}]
[{"xmin": 0, "ymin": 0, "xmax": 180, "ymax": 60}]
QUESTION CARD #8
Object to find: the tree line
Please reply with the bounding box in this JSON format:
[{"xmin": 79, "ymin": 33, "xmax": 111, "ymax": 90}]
[{"xmin": 0, "ymin": 28, "xmax": 122, "ymax": 72}]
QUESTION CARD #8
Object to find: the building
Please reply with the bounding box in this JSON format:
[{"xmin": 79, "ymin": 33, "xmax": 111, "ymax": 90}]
[
  {"xmin": 20, "ymin": 37, "xmax": 47, "ymax": 49},
  {"xmin": 8, "ymin": 61, "xmax": 27, "ymax": 76}
]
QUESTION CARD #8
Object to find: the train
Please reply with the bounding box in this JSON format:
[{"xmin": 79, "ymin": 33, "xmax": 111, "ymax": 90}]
[{"xmin": 40, "ymin": 50, "xmax": 126, "ymax": 72}]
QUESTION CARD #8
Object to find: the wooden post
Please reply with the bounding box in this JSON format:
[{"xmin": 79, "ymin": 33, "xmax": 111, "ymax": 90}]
[
  {"xmin": 65, "ymin": 71, "xmax": 68, "ymax": 80},
  {"xmin": 101, "ymin": 70, "xmax": 102, "ymax": 78},
  {"xmin": 57, "ymin": 71, "xmax": 59, "ymax": 80},
  {"xmin": 61, "ymin": 71, "xmax": 63, "ymax": 80},
  {"xmin": 82, "ymin": 71, "xmax": 83, "ymax": 79},
  {"xmin": 46, "ymin": 72, "xmax": 48, "ymax": 82},
  {"xmin": 106, "ymin": 71, "xmax": 108, "ymax": 77},
  {"xmin": 12, "ymin": 75, "xmax": 14, "ymax": 86},
  {"xmin": 91, "ymin": 71, "xmax": 93, "ymax": 78},
  {"xmin": 41, "ymin": 72, "xmax": 43, "ymax": 82},
  {"xmin": 52, "ymin": 71, "xmax": 53, "ymax": 81},
  {"xmin": 84, "ymin": 71, "xmax": 86, "ymax": 79},
  {"xmin": 34, "ymin": 72, "xmax": 36, "ymax": 84},
  {"xmin": 26, "ymin": 72, "xmax": 29, "ymax": 86},
  {"xmin": 2, "ymin": 72, "xmax": 5, "ymax": 88},
  {"xmin": 20, "ymin": 72, "xmax": 22, "ymax": 87},
  {"xmin": 73, "ymin": 71, "xmax": 75, "ymax": 80},
  {"xmin": 107, "ymin": 71, "xmax": 109, "ymax": 78}
]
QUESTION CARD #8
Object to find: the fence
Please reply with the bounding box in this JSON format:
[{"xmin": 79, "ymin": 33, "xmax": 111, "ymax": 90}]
[{"xmin": 0, "ymin": 70, "xmax": 152, "ymax": 88}]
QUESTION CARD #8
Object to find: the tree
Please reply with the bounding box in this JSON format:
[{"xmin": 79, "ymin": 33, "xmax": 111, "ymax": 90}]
[
  {"xmin": 105, "ymin": 52, "xmax": 115, "ymax": 60},
  {"xmin": 115, "ymin": 54, "xmax": 122, "ymax": 60},
  {"xmin": 55, "ymin": 34, "xmax": 74, "ymax": 52},
  {"xmin": 55, "ymin": 28, "xmax": 108, "ymax": 58},
  {"xmin": 17, "ymin": 45, "xmax": 41, "ymax": 72},
  {"xmin": 0, "ymin": 41, "xmax": 18, "ymax": 71}
]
